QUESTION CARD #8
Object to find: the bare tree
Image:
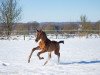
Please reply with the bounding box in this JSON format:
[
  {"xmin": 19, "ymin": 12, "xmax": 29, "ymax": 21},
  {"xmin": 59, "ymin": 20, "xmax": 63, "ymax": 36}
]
[
  {"xmin": 80, "ymin": 15, "xmax": 87, "ymax": 23},
  {"xmin": 0, "ymin": 0, "xmax": 21, "ymax": 37},
  {"xmin": 94, "ymin": 21, "xmax": 100, "ymax": 35},
  {"xmin": 44, "ymin": 23, "xmax": 56, "ymax": 34},
  {"xmin": 80, "ymin": 15, "xmax": 92, "ymax": 35}
]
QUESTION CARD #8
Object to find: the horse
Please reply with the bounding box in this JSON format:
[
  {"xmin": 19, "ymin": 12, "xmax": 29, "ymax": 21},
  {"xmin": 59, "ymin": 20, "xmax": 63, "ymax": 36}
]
[{"xmin": 28, "ymin": 29, "xmax": 64, "ymax": 65}]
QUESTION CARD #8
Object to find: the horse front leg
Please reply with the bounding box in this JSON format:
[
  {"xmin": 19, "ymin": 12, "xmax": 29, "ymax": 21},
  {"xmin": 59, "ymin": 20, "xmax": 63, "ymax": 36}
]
[
  {"xmin": 37, "ymin": 50, "xmax": 46, "ymax": 60},
  {"xmin": 28, "ymin": 46, "xmax": 39, "ymax": 63}
]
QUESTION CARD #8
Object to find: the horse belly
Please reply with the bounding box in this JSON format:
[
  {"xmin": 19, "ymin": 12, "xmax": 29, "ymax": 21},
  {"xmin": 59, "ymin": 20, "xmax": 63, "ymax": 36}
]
[{"xmin": 47, "ymin": 44, "xmax": 58, "ymax": 52}]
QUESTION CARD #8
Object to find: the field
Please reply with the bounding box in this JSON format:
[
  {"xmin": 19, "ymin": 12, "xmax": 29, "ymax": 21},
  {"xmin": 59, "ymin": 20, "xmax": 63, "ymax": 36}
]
[{"xmin": 0, "ymin": 35, "xmax": 100, "ymax": 75}]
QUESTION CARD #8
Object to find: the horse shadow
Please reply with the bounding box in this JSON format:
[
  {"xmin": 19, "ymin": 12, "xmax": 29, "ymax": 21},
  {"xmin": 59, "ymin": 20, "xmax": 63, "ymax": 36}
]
[{"xmin": 60, "ymin": 60, "xmax": 100, "ymax": 65}]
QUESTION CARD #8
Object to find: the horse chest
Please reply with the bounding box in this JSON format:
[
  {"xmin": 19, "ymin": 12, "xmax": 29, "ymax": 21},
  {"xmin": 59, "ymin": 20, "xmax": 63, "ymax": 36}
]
[{"xmin": 39, "ymin": 41, "xmax": 46, "ymax": 50}]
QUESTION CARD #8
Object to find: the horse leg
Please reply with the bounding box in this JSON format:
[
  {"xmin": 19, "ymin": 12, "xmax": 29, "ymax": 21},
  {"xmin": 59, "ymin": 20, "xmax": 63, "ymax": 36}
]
[
  {"xmin": 28, "ymin": 46, "xmax": 39, "ymax": 63},
  {"xmin": 37, "ymin": 50, "xmax": 46, "ymax": 60},
  {"xmin": 54, "ymin": 49, "xmax": 60, "ymax": 63},
  {"xmin": 44, "ymin": 52, "xmax": 51, "ymax": 65},
  {"xmin": 57, "ymin": 53, "xmax": 60, "ymax": 63}
]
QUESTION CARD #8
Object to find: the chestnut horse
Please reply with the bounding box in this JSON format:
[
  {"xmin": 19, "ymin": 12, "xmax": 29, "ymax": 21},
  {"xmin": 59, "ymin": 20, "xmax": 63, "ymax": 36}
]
[{"xmin": 28, "ymin": 30, "xmax": 64, "ymax": 65}]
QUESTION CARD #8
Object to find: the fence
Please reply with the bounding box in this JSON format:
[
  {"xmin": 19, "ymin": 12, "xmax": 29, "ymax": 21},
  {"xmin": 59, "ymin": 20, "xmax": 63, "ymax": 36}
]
[{"xmin": 0, "ymin": 30, "xmax": 100, "ymax": 40}]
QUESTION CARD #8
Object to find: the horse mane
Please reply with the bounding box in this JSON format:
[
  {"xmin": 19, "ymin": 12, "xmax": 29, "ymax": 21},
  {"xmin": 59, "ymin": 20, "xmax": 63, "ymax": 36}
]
[{"xmin": 41, "ymin": 31, "xmax": 50, "ymax": 42}]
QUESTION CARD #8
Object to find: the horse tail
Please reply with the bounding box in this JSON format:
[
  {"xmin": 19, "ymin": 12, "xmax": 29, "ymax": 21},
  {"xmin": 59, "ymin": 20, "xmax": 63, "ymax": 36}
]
[{"xmin": 58, "ymin": 41, "xmax": 64, "ymax": 44}]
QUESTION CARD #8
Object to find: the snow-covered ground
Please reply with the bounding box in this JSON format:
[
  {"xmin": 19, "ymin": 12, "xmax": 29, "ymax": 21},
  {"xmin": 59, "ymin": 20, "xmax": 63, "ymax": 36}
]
[{"xmin": 0, "ymin": 36, "xmax": 100, "ymax": 75}]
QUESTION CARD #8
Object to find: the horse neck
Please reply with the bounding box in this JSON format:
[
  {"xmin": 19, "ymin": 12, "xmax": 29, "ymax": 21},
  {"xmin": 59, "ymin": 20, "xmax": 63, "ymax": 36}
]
[{"xmin": 41, "ymin": 35, "xmax": 50, "ymax": 43}]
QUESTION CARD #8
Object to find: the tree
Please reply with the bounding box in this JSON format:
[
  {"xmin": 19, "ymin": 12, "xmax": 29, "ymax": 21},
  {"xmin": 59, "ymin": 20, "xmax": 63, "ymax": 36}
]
[
  {"xmin": 43, "ymin": 23, "xmax": 56, "ymax": 34},
  {"xmin": 0, "ymin": 0, "xmax": 21, "ymax": 37},
  {"xmin": 80, "ymin": 15, "xmax": 92, "ymax": 34},
  {"xmin": 80, "ymin": 15, "xmax": 87, "ymax": 23},
  {"xmin": 80, "ymin": 15, "xmax": 87, "ymax": 31},
  {"xmin": 94, "ymin": 21, "xmax": 100, "ymax": 34},
  {"xmin": 62, "ymin": 23, "xmax": 78, "ymax": 34}
]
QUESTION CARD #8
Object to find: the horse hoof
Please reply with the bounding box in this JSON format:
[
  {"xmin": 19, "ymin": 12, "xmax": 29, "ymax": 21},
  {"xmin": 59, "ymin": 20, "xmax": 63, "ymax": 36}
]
[
  {"xmin": 39, "ymin": 57, "xmax": 44, "ymax": 60},
  {"xmin": 41, "ymin": 57, "xmax": 44, "ymax": 59},
  {"xmin": 28, "ymin": 60, "xmax": 30, "ymax": 63}
]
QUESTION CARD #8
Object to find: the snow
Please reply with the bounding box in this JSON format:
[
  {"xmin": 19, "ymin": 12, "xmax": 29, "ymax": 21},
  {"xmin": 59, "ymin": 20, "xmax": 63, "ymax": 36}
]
[{"xmin": 0, "ymin": 36, "xmax": 100, "ymax": 75}]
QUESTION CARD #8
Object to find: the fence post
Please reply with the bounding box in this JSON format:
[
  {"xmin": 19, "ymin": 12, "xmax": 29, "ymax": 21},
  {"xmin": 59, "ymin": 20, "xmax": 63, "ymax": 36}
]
[{"xmin": 24, "ymin": 34, "xmax": 25, "ymax": 40}]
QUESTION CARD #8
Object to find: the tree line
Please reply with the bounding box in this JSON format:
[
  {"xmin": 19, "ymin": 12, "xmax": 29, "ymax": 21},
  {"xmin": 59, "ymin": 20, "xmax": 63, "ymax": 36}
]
[{"xmin": 0, "ymin": 20, "xmax": 100, "ymax": 35}]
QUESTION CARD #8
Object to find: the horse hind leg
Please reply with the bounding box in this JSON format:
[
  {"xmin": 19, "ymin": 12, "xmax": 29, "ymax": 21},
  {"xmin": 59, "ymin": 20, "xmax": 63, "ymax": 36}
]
[
  {"xmin": 54, "ymin": 49, "xmax": 60, "ymax": 63},
  {"xmin": 57, "ymin": 53, "xmax": 60, "ymax": 63},
  {"xmin": 44, "ymin": 52, "xmax": 51, "ymax": 65}
]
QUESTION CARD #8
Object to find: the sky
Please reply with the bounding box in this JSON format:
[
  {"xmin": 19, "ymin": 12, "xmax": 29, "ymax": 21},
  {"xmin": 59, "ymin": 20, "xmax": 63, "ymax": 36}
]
[{"xmin": 19, "ymin": 0, "xmax": 100, "ymax": 22}]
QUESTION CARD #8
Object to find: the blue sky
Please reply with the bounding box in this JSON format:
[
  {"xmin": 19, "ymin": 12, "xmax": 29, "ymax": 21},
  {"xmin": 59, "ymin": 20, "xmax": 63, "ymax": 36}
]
[{"xmin": 20, "ymin": 0, "xmax": 100, "ymax": 22}]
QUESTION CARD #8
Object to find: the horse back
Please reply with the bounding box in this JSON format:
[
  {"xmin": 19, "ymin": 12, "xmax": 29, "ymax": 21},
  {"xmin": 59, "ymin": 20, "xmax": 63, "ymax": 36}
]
[{"xmin": 47, "ymin": 41, "xmax": 60, "ymax": 52}]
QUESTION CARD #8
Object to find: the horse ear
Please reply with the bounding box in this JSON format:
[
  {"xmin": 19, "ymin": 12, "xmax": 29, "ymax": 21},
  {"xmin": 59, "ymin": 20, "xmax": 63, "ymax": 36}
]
[{"xmin": 36, "ymin": 29, "xmax": 39, "ymax": 32}]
